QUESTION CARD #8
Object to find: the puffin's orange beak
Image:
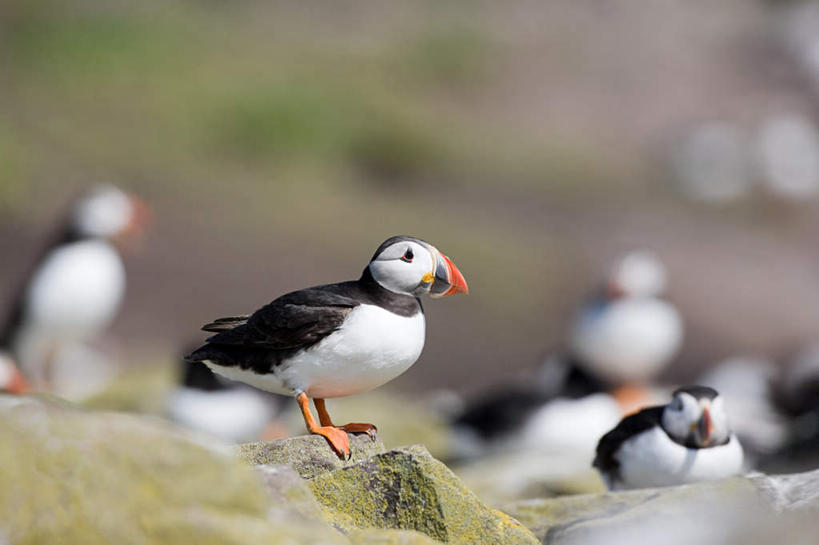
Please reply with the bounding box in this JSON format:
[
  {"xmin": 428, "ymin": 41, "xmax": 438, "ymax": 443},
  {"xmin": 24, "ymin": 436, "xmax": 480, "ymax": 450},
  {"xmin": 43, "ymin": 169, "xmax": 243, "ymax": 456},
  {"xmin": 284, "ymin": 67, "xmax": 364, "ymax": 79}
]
[
  {"xmin": 127, "ymin": 194, "xmax": 152, "ymax": 237},
  {"xmin": 698, "ymin": 407, "xmax": 714, "ymax": 444},
  {"xmin": 430, "ymin": 249, "xmax": 468, "ymax": 298}
]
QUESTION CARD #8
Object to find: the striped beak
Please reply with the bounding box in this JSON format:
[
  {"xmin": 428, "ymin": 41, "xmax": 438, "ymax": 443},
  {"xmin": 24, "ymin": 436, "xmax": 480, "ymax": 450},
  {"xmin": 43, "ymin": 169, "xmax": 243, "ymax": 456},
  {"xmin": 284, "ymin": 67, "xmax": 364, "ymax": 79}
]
[{"xmin": 429, "ymin": 249, "xmax": 468, "ymax": 298}]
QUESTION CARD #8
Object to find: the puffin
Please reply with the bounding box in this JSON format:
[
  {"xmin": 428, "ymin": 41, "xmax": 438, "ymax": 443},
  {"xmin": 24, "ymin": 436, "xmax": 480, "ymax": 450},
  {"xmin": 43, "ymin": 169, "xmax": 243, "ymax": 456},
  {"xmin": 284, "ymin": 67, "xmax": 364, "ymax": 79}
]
[
  {"xmin": 186, "ymin": 235, "xmax": 468, "ymax": 457},
  {"xmin": 593, "ymin": 385, "xmax": 744, "ymax": 490},
  {"xmin": 0, "ymin": 185, "xmax": 150, "ymax": 392},
  {"xmin": 451, "ymin": 251, "xmax": 679, "ymax": 459},
  {"xmin": 570, "ymin": 250, "xmax": 683, "ymax": 410},
  {"xmin": 0, "ymin": 353, "xmax": 27, "ymax": 394},
  {"xmin": 166, "ymin": 358, "xmax": 287, "ymax": 443}
]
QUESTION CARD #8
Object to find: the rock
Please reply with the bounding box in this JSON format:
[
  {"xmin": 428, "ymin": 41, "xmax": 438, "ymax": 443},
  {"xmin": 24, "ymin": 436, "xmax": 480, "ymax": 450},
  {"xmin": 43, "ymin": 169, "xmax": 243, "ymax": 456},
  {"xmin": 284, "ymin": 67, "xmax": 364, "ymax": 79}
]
[
  {"xmin": 503, "ymin": 470, "xmax": 819, "ymax": 545},
  {"xmin": 348, "ymin": 528, "xmax": 443, "ymax": 544},
  {"xmin": 0, "ymin": 395, "xmax": 347, "ymax": 545},
  {"xmin": 453, "ymin": 450, "xmax": 605, "ymax": 506},
  {"xmin": 238, "ymin": 433, "xmax": 387, "ymax": 479},
  {"xmin": 307, "ymin": 444, "xmax": 539, "ymax": 545},
  {"xmin": 252, "ymin": 464, "xmax": 328, "ymax": 524}
]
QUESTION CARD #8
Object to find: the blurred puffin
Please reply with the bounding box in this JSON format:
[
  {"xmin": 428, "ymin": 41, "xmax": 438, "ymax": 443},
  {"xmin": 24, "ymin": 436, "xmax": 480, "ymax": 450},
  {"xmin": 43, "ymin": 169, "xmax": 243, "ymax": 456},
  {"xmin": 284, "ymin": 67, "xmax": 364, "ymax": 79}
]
[
  {"xmin": 166, "ymin": 358, "xmax": 287, "ymax": 443},
  {"xmin": 186, "ymin": 236, "xmax": 468, "ymax": 457},
  {"xmin": 451, "ymin": 251, "xmax": 679, "ymax": 458},
  {"xmin": 594, "ymin": 386, "xmax": 744, "ymax": 490},
  {"xmin": 571, "ymin": 250, "xmax": 683, "ymax": 410},
  {"xmin": 0, "ymin": 185, "xmax": 150, "ymax": 393}
]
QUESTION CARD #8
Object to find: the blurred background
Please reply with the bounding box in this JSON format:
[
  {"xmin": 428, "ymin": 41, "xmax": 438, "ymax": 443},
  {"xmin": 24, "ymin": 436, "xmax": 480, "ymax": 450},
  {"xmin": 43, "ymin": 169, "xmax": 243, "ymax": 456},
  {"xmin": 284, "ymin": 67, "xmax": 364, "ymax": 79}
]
[{"xmin": 4, "ymin": 1, "xmax": 819, "ymax": 419}]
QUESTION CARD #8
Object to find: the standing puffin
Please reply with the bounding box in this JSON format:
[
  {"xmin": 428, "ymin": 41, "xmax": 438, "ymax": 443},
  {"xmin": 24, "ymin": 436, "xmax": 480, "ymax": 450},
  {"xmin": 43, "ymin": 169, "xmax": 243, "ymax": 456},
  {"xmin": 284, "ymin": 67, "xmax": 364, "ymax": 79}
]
[
  {"xmin": 0, "ymin": 185, "xmax": 150, "ymax": 391},
  {"xmin": 593, "ymin": 386, "xmax": 744, "ymax": 490},
  {"xmin": 571, "ymin": 250, "xmax": 683, "ymax": 410},
  {"xmin": 186, "ymin": 236, "xmax": 468, "ymax": 457}
]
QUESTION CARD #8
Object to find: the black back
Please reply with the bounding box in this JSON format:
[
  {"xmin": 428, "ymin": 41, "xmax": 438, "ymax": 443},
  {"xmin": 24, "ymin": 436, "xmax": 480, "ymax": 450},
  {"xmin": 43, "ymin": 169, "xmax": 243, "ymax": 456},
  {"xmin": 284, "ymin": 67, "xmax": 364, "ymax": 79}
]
[
  {"xmin": 185, "ymin": 267, "xmax": 421, "ymax": 375},
  {"xmin": 593, "ymin": 405, "xmax": 664, "ymax": 477}
]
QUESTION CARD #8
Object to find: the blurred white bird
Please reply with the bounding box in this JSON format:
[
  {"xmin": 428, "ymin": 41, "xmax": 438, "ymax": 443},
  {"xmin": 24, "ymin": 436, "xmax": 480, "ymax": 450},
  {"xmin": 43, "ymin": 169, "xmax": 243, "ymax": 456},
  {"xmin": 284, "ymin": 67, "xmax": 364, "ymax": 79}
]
[
  {"xmin": 0, "ymin": 185, "xmax": 150, "ymax": 399},
  {"xmin": 571, "ymin": 251, "xmax": 683, "ymax": 406},
  {"xmin": 166, "ymin": 359, "xmax": 287, "ymax": 443}
]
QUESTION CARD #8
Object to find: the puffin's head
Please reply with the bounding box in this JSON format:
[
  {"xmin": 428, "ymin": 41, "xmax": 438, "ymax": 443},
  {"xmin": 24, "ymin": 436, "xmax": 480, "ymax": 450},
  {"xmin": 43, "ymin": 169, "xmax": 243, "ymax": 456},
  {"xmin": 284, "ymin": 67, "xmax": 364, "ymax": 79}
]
[
  {"xmin": 661, "ymin": 385, "xmax": 730, "ymax": 448},
  {"xmin": 0, "ymin": 353, "xmax": 27, "ymax": 395},
  {"xmin": 606, "ymin": 250, "xmax": 667, "ymax": 299},
  {"xmin": 368, "ymin": 236, "xmax": 468, "ymax": 298},
  {"xmin": 73, "ymin": 185, "xmax": 151, "ymax": 245}
]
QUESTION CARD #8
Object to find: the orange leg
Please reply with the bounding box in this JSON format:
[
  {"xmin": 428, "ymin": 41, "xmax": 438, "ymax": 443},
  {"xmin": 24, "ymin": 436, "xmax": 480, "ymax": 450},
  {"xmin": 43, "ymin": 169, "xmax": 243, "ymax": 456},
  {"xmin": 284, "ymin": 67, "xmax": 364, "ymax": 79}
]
[
  {"xmin": 297, "ymin": 392, "xmax": 350, "ymax": 458},
  {"xmin": 314, "ymin": 398, "xmax": 378, "ymax": 439}
]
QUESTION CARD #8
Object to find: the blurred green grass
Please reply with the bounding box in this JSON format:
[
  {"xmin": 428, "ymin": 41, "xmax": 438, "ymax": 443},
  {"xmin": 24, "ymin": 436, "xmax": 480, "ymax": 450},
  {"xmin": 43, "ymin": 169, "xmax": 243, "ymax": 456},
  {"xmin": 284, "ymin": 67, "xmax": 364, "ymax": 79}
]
[{"xmin": 0, "ymin": 1, "xmax": 618, "ymax": 211}]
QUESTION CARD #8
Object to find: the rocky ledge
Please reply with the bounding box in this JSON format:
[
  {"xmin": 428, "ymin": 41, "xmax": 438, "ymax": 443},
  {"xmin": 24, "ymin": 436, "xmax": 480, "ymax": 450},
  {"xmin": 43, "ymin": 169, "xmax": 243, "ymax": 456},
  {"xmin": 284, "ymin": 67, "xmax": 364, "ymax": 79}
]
[{"xmin": 0, "ymin": 396, "xmax": 537, "ymax": 545}]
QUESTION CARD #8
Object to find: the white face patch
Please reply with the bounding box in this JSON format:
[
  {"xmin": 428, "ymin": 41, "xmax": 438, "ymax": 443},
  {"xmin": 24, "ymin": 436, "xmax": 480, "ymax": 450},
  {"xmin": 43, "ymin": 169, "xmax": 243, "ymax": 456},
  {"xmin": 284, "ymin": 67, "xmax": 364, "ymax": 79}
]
[
  {"xmin": 369, "ymin": 240, "xmax": 436, "ymax": 296},
  {"xmin": 73, "ymin": 185, "xmax": 134, "ymax": 238},
  {"xmin": 662, "ymin": 392, "xmax": 731, "ymax": 446},
  {"xmin": 610, "ymin": 251, "xmax": 667, "ymax": 297}
]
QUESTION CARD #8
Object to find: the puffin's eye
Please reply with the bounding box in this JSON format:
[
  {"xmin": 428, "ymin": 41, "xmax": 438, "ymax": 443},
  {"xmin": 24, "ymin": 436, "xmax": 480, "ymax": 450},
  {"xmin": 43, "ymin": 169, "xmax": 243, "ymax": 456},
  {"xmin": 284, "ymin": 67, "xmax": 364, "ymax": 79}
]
[{"xmin": 401, "ymin": 248, "xmax": 414, "ymax": 263}]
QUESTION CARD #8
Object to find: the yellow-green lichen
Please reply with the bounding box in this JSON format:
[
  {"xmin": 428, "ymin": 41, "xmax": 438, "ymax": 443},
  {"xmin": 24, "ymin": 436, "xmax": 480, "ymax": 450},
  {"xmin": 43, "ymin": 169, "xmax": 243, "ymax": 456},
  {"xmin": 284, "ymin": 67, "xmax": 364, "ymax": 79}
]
[{"xmin": 307, "ymin": 445, "xmax": 539, "ymax": 545}]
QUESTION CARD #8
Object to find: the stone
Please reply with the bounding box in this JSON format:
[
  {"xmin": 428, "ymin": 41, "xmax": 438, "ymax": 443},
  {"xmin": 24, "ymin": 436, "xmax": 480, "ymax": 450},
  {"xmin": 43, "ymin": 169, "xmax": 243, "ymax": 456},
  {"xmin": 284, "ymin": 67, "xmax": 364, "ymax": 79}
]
[
  {"xmin": 348, "ymin": 528, "xmax": 443, "ymax": 544},
  {"xmin": 307, "ymin": 444, "xmax": 539, "ymax": 545},
  {"xmin": 252, "ymin": 464, "xmax": 327, "ymax": 524},
  {"xmin": 0, "ymin": 395, "xmax": 347, "ymax": 545},
  {"xmin": 238, "ymin": 433, "xmax": 387, "ymax": 479},
  {"xmin": 503, "ymin": 470, "xmax": 819, "ymax": 545}
]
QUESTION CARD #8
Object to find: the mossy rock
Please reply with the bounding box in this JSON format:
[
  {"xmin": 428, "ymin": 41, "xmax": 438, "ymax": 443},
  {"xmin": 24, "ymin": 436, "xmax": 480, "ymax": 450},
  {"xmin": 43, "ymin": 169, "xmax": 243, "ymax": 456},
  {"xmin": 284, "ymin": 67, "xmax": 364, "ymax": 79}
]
[
  {"xmin": 238, "ymin": 433, "xmax": 387, "ymax": 479},
  {"xmin": 0, "ymin": 396, "xmax": 347, "ymax": 545},
  {"xmin": 308, "ymin": 445, "xmax": 539, "ymax": 545}
]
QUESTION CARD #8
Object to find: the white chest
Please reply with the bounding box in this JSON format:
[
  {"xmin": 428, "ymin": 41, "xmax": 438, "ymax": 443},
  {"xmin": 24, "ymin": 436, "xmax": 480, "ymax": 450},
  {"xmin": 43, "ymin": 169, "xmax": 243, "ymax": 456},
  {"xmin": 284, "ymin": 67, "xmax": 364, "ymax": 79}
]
[
  {"xmin": 210, "ymin": 304, "xmax": 426, "ymax": 399},
  {"xmin": 612, "ymin": 427, "xmax": 744, "ymax": 490},
  {"xmin": 282, "ymin": 304, "xmax": 426, "ymax": 398},
  {"xmin": 24, "ymin": 240, "xmax": 125, "ymax": 338},
  {"xmin": 572, "ymin": 298, "xmax": 683, "ymax": 383}
]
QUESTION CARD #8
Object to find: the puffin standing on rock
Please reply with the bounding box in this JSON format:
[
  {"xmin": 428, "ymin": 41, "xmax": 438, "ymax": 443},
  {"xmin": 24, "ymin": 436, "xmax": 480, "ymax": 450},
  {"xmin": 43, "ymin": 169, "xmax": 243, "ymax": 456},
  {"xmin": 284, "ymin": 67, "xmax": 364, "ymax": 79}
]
[
  {"xmin": 593, "ymin": 386, "xmax": 744, "ymax": 490},
  {"xmin": 186, "ymin": 236, "xmax": 468, "ymax": 457}
]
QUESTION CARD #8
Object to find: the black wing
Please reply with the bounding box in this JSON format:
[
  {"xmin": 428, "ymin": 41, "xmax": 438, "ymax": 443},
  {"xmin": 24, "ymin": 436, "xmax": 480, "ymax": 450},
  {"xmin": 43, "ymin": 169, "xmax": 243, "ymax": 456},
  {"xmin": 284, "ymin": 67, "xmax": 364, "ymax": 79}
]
[
  {"xmin": 186, "ymin": 288, "xmax": 359, "ymax": 374},
  {"xmin": 593, "ymin": 406, "xmax": 664, "ymax": 476}
]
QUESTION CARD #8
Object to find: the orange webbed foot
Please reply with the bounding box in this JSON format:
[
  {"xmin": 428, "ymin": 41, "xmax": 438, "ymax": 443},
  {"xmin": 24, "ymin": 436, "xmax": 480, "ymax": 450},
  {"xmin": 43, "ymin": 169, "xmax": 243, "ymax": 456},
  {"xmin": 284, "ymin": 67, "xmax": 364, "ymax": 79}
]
[
  {"xmin": 313, "ymin": 425, "xmax": 351, "ymax": 458},
  {"xmin": 339, "ymin": 422, "xmax": 378, "ymax": 440}
]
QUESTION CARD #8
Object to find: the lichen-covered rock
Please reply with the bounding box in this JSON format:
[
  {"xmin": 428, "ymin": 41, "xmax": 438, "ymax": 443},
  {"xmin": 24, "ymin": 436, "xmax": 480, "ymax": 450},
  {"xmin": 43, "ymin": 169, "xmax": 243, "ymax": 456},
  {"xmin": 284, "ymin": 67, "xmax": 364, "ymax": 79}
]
[
  {"xmin": 253, "ymin": 464, "xmax": 328, "ymax": 524},
  {"xmin": 503, "ymin": 470, "xmax": 819, "ymax": 545},
  {"xmin": 308, "ymin": 445, "xmax": 539, "ymax": 545},
  {"xmin": 238, "ymin": 433, "xmax": 387, "ymax": 479},
  {"xmin": 0, "ymin": 395, "xmax": 347, "ymax": 545}
]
